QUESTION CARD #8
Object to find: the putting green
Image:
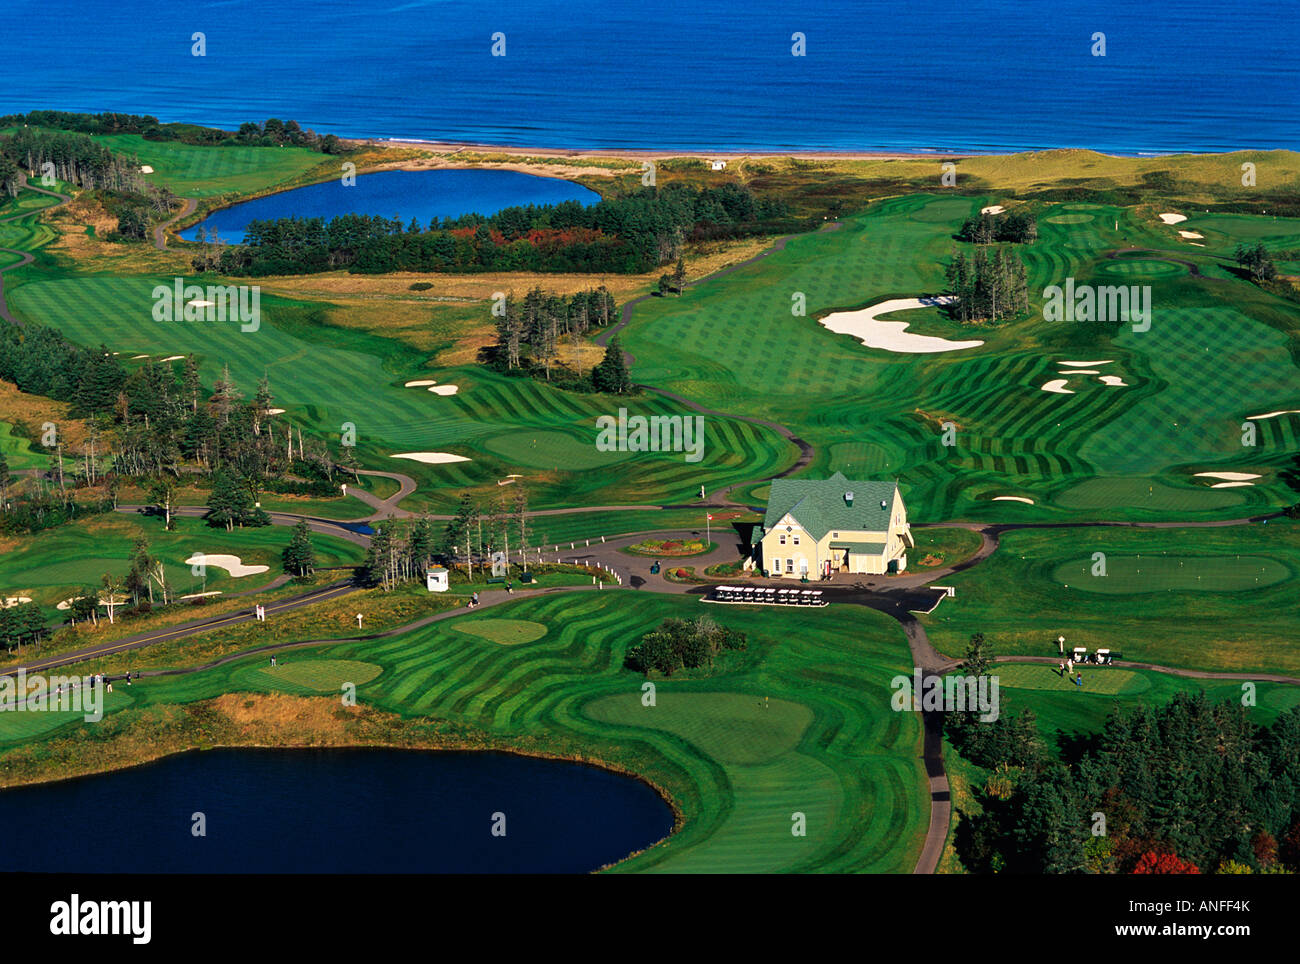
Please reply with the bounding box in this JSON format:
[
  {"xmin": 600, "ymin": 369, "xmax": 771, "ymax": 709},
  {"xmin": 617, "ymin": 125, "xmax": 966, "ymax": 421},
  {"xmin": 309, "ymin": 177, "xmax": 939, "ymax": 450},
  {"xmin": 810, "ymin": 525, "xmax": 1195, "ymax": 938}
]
[
  {"xmin": 990, "ymin": 662, "xmax": 1148, "ymax": 695},
  {"xmin": 1095, "ymin": 259, "xmax": 1186, "ymax": 278},
  {"xmin": 1051, "ymin": 554, "xmax": 1288, "ymax": 593},
  {"xmin": 482, "ymin": 429, "xmax": 632, "ymax": 470},
  {"xmin": 1054, "ymin": 477, "xmax": 1245, "ymax": 511},
  {"xmin": 235, "ymin": 659, "xmax": 383, "ymax": 694},
  {"xmin": 453, "ymin": 619, "xmax": 548, "ymax": 646}
]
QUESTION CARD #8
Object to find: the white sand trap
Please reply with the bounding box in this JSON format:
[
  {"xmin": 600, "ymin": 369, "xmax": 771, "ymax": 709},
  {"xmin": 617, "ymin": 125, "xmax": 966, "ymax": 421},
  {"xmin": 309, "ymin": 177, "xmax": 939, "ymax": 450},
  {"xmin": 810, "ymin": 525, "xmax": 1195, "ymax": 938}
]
[
  {"xmin": 1060, "ymin": 360, "xmax": 1113, "ymax": 366},
  {"xmin": 1210, "ymin": 481, "xmax": 1254, "ymax": 489},
  {"xmin": 140, "ymin": 165, "xmax": 154, "ymax": 174},
  {"xmin": 428, "ymin": 384, "xmax": 459, "ymax": 395},
  {"xmin": 187, "ymin": 300, "xmax": 216, "ymax": 308},
  {"xmin": 405, "ymin": 379, "xmax": 437, "ymax": 387},
  {"xmin": 391, "ymin": 452, "xmax": 471, "ymax": 464},
  {"xmin": 2, "ymin": 596, "xmax": 33, "ymax": 608},
  {"xmin": 179, "ymin": 591, "xmax": 223, "ymax": 600},
  {"xmin": 1060, "ymin": 369, "xmax": 1100, "ymax": 375},
  {"xmin": 1195, "ymin": 472, "xmax": 1261, "ymax": 481},
  {"xmin": 263, "ymin": 408, "xmax": 286, "ymax": 415},
  {"xmin": 1041, "ymin": 379, "xmax": 1075, "ymax": 395},
  {"xmin": 184, "ymin": 553, "xmax": 269, "ymax": 578},
  {"xmin": 1247, "ymin": 409, "xmax": 1300, "ymax": 420},
  {"xmin": 131, "ymin": 354, "xmax": 149, "ymax": 360},
  {"xmin": 1178, "ymin": 231, "xmax": 1204, "ymax": 239},
  {"xmin": 505, "ymin": 474, "xmax": 523, "ymax": 478},
  {"xmin": 819, "ymin": 296, "xmax": 982, "ymax": 353},
  {"xmin": 159, "ymin": 355, "xmax": 184, "ymax": 362},
  {"xmin": 1098, "ymin": 375, "xmax": 1128, "ymax": 386},
  {"xmin": 1187, "ymin": 242, "xmax": 1205, "ymax": 247},
  {"xmin": 1158, "ymin": 213, "xmax": 1187, "ymax": 224},
  {"xmin": 981, "ymin": 205, "xmax": 1005, "ymax": 215},
  {"xmin": 992, "ymin": 496, "xmax": 1035, "ymax": 504},
  {"xmin": 497, "ymin": 478, "xmax": 517, "ymax": 486}
]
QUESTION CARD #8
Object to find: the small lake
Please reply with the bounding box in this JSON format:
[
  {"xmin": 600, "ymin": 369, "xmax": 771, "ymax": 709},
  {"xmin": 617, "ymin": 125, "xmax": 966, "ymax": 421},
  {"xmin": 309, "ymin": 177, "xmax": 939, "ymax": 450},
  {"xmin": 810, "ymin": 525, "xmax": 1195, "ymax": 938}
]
[
  {"xmin": 180, "ymin": 168, "xmax": 603, "ymax": 243},
  {"xmin": 0, "ymin": 748, "xmax": 672, "ymax": 873}
]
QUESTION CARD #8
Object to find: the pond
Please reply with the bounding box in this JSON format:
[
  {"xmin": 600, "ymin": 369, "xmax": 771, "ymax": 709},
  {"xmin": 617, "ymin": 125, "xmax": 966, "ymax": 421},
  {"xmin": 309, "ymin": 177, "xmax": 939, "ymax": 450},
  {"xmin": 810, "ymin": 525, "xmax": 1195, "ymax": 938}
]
[
  {"xmin": 0, "ymin": 747, "xmax": 672, "ymax": 873},
  {"xmin": 180, "ymin": 168, "xmax": 602, "ymax": 243}
]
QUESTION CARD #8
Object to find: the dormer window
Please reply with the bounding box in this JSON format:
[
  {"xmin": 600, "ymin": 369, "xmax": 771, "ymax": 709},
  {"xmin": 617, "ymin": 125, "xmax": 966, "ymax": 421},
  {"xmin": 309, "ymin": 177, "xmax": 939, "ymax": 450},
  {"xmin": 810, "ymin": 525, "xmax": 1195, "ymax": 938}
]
[{"xmin": 844, "ymin": 490, "xmax": 854, "ymax": 506}]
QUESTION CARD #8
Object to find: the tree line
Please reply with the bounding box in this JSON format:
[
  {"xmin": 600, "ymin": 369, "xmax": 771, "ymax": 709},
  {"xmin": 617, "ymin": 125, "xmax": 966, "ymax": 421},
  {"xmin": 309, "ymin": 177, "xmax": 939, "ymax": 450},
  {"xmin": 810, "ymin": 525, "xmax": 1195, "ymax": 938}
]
[
  {"xmin": 957, "ymin": 210, "xmax": 1038, "ymax": 245},
  {"xmin": 209, "ymin": 183, "xmax": 795, "ymax": 277},
  {"xmin": 0, "ymin": 111, "xmax": 345, "ymax": 153},
  {"xmin": 947, "ymin": 634, "xmax": 1300, "ymax": 874}
]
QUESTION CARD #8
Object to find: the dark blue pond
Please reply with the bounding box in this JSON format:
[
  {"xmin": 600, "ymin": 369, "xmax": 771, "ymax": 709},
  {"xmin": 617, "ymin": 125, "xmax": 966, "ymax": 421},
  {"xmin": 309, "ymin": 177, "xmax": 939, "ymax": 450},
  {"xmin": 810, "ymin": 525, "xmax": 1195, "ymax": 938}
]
[
  {"xmin": 180, "ymin": 168, "xmax": 602, "ymax": 243},
  {"xmin": 0, "ymin": 748, "xmax": 672, "ymax": 873}
]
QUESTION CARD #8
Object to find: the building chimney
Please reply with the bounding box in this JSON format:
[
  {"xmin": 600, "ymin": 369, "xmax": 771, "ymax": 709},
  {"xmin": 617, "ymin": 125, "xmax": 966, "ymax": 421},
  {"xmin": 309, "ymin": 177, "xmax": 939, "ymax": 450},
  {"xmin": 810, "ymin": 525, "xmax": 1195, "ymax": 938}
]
[{"xmin": 880, "ymin": 500, "xmax": 887, "ymax": 510}]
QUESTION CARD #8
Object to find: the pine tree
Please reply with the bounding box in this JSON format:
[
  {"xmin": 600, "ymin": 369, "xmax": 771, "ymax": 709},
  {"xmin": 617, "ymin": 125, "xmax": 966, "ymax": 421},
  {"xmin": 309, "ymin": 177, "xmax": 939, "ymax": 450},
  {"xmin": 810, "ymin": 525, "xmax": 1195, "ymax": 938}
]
[{"xmin": 283, "ymin": 519, "xmax": 316, "ymax": 577}]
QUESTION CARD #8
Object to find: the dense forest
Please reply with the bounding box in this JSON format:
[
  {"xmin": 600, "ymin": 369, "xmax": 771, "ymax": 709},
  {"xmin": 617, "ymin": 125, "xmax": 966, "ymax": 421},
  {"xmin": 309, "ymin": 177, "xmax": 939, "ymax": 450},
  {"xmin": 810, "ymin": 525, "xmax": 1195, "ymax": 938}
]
[
  {"xmin": 0, "ymin": 127, "xmax": 152, "ymax": 196},
  {"xmin": 947, "ymin": 636, "xmax": 1300, "ymax": 874},
  {"xmin": 0, "ymin": 110, "xmax": 344, "ymax": 153},
  {"xmin": 211, "ymin": 183, "xmax": 796, "ymax": 276}
]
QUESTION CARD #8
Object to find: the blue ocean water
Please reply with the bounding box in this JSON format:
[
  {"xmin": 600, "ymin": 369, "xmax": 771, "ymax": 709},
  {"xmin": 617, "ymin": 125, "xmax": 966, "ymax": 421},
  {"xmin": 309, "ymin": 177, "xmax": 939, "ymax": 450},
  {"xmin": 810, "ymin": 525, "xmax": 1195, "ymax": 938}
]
[
  {"xmin": 0, "ymin": 748, "xmax": 674, "ymax": 873},
  {"xmin": 0, "ymin": 0, "xmax": 1295, "ymax": 154},
  {"xmin": 179, "ymin": 169, "xmax": 602, "ymax": 242}
]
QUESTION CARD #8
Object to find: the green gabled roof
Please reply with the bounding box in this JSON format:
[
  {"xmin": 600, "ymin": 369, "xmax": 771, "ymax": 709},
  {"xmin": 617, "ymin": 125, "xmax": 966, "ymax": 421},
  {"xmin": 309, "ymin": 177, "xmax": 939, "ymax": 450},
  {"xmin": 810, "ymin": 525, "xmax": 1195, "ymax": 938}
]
[
  {"xmin": 830, "ymin": 541, "xmax": 888, "ymax": 555},
  {"xmin": 763, "ymin": 472, "xmax": 898, "ymax": 540}
]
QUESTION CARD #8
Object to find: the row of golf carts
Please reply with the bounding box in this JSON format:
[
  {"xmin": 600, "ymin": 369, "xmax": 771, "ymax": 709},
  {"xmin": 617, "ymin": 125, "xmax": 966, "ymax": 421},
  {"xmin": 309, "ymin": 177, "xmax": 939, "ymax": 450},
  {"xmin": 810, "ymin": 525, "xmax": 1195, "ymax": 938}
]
[{"xmin": 711, "ymin": 585, "xmax": 827, "ymax": 607}]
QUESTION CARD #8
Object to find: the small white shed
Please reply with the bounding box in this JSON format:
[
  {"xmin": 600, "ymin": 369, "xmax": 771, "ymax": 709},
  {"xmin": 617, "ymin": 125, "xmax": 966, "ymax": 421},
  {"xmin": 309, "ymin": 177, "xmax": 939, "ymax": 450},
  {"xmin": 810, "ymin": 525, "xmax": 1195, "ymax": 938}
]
[
  {"xmin": 710, "ymin": 159, "xmax": 727, "ymax": 171},
  {"xmin": 426, "ymin": 566, "xmax": 449, "ymax": 592}
]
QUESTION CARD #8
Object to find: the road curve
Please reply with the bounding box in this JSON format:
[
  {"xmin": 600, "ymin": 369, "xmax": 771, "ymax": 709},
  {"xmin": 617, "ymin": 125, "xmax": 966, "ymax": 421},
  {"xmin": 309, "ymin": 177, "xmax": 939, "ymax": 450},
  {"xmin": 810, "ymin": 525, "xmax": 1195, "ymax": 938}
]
[{"xmin": 0, "ymin": 176, "xmax": 72, "ymax": 326}]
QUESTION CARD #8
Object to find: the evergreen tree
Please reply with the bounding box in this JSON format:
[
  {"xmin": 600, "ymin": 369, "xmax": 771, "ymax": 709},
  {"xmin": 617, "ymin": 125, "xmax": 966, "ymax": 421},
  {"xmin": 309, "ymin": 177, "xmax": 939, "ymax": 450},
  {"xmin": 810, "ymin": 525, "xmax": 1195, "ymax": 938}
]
[
  {"xmin": 592, "ymin": 335, "xmax": 632, "ymax": 394},
  {"xmin": 283, "ymin": 519, "xmax": 316, "ymax": 577}
]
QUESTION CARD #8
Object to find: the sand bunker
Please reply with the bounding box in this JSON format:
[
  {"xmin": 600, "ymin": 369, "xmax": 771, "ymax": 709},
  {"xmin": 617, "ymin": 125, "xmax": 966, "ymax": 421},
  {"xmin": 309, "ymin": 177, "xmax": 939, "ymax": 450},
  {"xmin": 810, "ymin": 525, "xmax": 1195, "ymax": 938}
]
[
  {"xmin": 2, "ymin": 596, "xmax": 33, "ymax": 608},
  {"xmin": 405, "ymin": 379, "xmax": 437, "ymax": 387},
  {"xmin": 131, "ymin": 354, "xmax": 149, "ymax": 360},
  {"xmin": 1158, "ymin": 213, "xmax": 1187, "ymax": 225},
  {"xmin": 184, "ymin": 553, "xmax": 269, "ymax": 577},
  {"xmin": 391, "ymin": 452, "xmax": 471, "ymax": 464},
  {"xmin": 819, "ymin": 296, "xmax": 982, "ymax": 353},
  {"xmin": 1098, "ymin": 375, "xmax": 1128, "ymax": 386},
  {"xmin": 263, "ymin": 408, "xmax": 286, "ymax": 415},
  {"xmin": 1248, "ymin": 409, "xmax": 1300, "ymax": 420},
  {"xmin": 1061, "ymin": 369, "xmax": 1101, "ymax": 375},
  {"xmin": 159, "ymin": 355, "xmax": 184, "ymax": 362},
  {"xmin": 992, "ymin": 496, "xmax": 1035, "ymax": 504},
  {"xmin": 1178, "ymin": 231, "xmax": 1204, "ymax": 239},
  {"xmin": 1060, "ymin": 360, "xmax": 1113, "ymax": 366},
  {"xmin": 187, "ymin": 300, "xmax": 215, "ymax": 308},
  {"xmin": 428, "ymin": 385, "xmax": 459, "ymax": 395},
  {"xmin": 1210, "ymin": 482, "xmax": 1254, "ymax": 489},
  {"xmin": 1195, "ymin": 472, "xmax": 1261, "ymax": 481},
  {"xmin": 981, "ymin": 205, "xmax": 1005, "ymax": 215},
  {"xmin": 1041, "ymin": 379, "xmax": 1075, "ymax": 395},
  {"xmin": 140, "ymin": 165, "xmax": 154, "ymax": 174},
  {"xmin": 179, "ymin": 591, "xmax": 223, "ymax": 600}
]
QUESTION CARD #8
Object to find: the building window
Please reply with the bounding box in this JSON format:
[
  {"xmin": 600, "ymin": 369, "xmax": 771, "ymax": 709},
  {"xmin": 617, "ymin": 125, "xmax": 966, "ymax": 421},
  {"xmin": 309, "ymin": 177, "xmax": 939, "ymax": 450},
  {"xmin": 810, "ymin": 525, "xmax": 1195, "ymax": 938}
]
[
  {"xmin": 832, "ymin": 531, "xmax": 839, "ymax": 538},
  {"xmin": 792, "ymin": 534, "xmax": 800, "ymax": 545},
  {"xmin": 773, "ymin": 558, "xmax": 782, "ymax": 573},
  {"xmin": 779, "ymin": 534, "xmax": 786, "ymax": 545}
]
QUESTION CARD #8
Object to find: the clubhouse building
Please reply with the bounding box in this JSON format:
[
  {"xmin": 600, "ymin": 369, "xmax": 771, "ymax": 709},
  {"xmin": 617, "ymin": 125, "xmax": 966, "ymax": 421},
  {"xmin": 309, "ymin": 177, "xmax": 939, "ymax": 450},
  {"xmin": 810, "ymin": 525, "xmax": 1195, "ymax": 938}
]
[{"xmin": 758, "ymin": 472, "xmax": 913, "ymax": 578}]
